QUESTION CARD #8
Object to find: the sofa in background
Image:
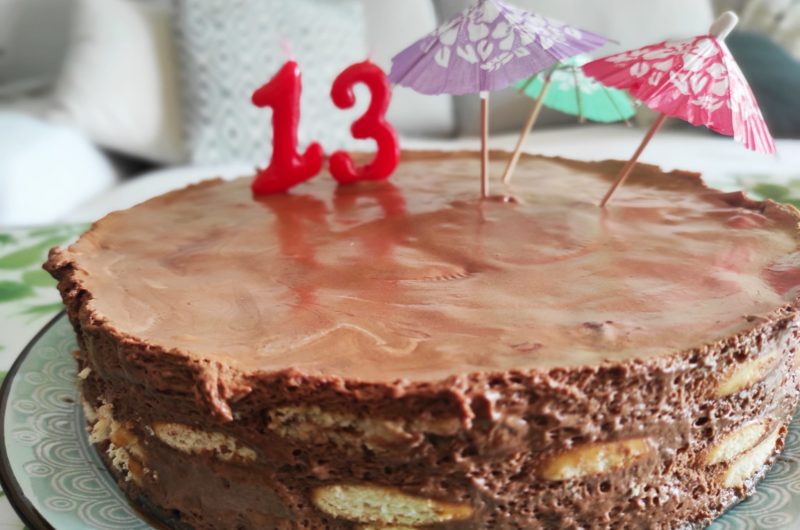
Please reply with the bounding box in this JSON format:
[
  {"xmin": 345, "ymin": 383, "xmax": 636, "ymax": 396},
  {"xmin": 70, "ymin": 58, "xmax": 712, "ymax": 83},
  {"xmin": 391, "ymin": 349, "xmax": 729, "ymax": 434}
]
[{"xmin": 0, "ymin": 0, "xmax": 799, "ymax": 226}]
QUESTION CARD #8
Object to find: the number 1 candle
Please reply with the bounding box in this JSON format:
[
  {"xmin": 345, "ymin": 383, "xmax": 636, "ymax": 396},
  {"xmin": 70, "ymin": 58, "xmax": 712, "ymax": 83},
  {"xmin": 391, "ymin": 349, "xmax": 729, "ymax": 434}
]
[{"xmin": 251, "ymin": 61, "xmax": 324, "ymax": 195}]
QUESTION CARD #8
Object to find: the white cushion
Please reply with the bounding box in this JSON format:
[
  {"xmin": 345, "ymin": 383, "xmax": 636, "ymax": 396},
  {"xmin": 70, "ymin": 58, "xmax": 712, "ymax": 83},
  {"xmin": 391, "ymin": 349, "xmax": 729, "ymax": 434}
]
[
  {"xmin": 0, "ymin": 111, "xmax": 117, "ymax": 226},
  {"xmin": 363, "ymin": 0, "xmax": 455, "ymax": 137},
  {"xmin": 516, "ymin": 0, "xmax": 715, "ymax": 52},
  {"xmin": 0, "ymin": 0, "xmax": 74, "ymax": 95},
  {"xmin": 43, "ymin": 0, "xmax": 185, "ymax": 163}
]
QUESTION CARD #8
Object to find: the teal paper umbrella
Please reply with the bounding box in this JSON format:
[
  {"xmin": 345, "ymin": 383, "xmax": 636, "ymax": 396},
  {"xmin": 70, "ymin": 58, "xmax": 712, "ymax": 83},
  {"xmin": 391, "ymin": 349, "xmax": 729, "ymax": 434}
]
[{"xmin": 502, "ymin": 55, "xmax": 636, "ymax": 183}]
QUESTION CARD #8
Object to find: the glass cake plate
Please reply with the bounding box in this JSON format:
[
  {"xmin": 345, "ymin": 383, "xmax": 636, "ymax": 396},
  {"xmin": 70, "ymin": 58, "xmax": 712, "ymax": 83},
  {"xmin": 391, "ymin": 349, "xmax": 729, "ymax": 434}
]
[{"xmin": 1, "ymin": 313, "xmax": 799, "ymax": 530}]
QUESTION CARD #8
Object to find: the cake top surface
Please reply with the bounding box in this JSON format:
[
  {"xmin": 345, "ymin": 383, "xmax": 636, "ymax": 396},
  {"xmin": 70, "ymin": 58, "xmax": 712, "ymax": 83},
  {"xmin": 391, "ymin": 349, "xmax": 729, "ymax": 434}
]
[{"xmin": 57, "ymin": 151, "xmax": 800, "ymax": 382}]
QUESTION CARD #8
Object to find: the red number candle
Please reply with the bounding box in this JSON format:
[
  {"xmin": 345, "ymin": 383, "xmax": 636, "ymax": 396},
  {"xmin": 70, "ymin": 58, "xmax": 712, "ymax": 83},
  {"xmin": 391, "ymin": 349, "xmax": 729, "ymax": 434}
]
[
  {"xmin": 251, "ymin": 61, "xmax": 324, "ymax": 195},
  {"xmin": 329, "ymin": 60, "xmax": 400, "ymax": 184}
]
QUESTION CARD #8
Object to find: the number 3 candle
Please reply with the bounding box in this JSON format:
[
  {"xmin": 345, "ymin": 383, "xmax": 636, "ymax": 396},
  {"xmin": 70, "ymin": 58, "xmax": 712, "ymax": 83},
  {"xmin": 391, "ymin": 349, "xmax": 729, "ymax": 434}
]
[
  {"xmin": 329, "ymin": 60, "xmax": 399, "ymax": 184},
  {"xmin": 251, "ymin": 61, "xmax": 324, "ymax": 195}
]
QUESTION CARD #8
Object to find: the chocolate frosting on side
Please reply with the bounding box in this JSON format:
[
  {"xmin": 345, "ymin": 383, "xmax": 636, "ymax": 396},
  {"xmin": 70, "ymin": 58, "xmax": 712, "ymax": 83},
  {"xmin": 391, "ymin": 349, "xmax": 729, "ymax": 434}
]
[{"xmin": 48, "ymin": 151, "xmax": 800, "ymax": 529}]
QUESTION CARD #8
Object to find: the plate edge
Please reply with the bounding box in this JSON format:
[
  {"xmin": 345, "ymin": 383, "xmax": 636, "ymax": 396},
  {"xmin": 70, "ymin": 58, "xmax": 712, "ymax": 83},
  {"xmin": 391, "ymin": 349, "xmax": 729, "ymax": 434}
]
[{"xmin": 0, "ymin": 311, "xmax": 66, "ymax": 530}]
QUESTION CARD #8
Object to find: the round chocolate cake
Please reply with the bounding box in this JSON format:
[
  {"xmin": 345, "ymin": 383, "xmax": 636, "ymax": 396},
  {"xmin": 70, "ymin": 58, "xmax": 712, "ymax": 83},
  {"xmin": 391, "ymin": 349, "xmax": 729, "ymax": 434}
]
[{"xmin": 46, "ymin": 151, "xmax": 800, "ymax": 529}]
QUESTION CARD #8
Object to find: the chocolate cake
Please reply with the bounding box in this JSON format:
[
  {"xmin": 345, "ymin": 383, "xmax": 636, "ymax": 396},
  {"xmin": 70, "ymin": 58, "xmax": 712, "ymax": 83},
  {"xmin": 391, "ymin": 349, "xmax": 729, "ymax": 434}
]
[{"xmin": 46, "ymin": 151, "xmax": 800, "ymax": 529}]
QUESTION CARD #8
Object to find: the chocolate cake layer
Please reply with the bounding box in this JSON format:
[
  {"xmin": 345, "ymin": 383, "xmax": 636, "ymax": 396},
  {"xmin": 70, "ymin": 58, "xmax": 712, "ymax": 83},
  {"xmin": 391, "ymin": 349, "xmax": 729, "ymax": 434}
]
[{"xmin": 47, "ymin": 151, "xmax": 800, "ymax": 529}]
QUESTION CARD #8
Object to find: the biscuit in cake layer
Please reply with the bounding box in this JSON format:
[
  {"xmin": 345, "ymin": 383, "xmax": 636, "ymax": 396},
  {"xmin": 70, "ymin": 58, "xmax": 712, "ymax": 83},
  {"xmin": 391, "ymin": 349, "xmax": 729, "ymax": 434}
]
[{"xmin": 312, "ymin": 484, "xmax": 473, "ymax": 526}]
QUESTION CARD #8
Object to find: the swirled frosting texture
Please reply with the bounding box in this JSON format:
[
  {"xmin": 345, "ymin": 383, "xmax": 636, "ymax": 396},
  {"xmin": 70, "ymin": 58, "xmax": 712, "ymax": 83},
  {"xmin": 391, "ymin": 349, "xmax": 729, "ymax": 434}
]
[{"xmin": 60, "ymin": 151, "xmax": 800, "ymax": 381}]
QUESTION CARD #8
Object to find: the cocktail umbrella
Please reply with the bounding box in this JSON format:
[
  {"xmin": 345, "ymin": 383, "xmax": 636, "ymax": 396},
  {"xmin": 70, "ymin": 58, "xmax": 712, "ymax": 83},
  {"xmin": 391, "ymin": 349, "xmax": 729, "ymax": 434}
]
[
  {"xmin": 582, "ymin": 12, "xmax": 775, "ymax": 207},
  {"xmin": 388, "ymin": 0, "xmax": 608, "ymax": 198},
  {"xmin": 502, "ymin": 55, "xmax": 636, "ymax": 183}
]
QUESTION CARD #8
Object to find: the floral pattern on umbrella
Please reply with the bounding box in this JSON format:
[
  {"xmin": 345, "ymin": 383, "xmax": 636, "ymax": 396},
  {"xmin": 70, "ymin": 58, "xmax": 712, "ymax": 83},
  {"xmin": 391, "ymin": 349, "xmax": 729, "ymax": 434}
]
[
  {"xmin": 583, "ymin": 35, "xmax": 775, "ymax": 154},
  {"xmin": 389, "ymin": 0, "xmax": 609, "ymax": 95}
]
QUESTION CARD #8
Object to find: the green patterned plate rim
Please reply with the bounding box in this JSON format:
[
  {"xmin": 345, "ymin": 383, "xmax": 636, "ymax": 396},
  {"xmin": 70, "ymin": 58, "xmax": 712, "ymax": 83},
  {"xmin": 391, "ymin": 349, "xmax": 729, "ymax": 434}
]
[
  {"xmin": 1, "ymin": 314, "xmax": 800, "ymax": 529},
  {"xmin": 0, "ymin": 313, "xmax": 152, "ymax": 530}
]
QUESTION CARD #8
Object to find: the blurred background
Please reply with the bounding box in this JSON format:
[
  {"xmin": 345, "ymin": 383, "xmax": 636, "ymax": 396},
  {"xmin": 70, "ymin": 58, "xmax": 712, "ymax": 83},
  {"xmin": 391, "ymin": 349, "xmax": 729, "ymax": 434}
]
[{"xmin": 0, "ymin": 0, "xmax": 799, "ymax": 225}]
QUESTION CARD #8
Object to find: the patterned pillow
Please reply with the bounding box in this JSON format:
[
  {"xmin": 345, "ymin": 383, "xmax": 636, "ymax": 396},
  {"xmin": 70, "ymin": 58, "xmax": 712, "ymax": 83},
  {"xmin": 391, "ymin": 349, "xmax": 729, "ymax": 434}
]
[{"xmin": 174, "ymin": 0, "xmax": 368, "ymax": 165}]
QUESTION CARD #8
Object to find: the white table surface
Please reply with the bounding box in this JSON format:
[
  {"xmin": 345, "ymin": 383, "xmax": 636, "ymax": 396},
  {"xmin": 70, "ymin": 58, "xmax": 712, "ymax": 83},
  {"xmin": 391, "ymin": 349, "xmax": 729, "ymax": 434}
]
[{"xmin": 63, "ymin": 124, "xmax": 800, "ymax": 223}]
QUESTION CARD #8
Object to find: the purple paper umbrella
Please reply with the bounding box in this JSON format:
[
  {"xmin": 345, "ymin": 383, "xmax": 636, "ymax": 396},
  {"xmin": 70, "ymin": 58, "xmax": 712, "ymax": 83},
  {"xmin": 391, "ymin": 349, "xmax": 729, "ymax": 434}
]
[{"xmin": 388, "ymin": 0, "xmax": 609, "ymax": 196}]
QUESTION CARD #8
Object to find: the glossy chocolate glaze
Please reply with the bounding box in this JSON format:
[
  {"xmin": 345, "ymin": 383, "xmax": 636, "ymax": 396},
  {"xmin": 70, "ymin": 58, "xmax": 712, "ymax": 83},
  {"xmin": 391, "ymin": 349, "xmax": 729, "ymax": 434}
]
[{"xmin": 55, "ymin": 151, "xmax": 800, "ymax": 381}]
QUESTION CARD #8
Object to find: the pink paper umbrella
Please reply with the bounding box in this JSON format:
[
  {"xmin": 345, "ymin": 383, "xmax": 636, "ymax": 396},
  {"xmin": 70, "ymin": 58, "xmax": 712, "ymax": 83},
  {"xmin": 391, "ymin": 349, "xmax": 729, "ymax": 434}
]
[
  {"xmin": 583, "ymin": 12, "xmax": 775, "ymax": 207},
  {"xmin": 388, "ymin": 0, "xmax": 608, "ymax": 197}
]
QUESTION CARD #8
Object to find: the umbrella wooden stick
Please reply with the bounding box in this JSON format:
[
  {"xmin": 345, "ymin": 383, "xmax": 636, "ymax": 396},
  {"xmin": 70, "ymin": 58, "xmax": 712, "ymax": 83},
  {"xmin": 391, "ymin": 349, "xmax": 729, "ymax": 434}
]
[
  {"xmin": 599, "ymin": 113, "xmax": 668, "ymax": 207},
  {"xmin": 573, "ymin": 68, "xmax": 585, "ymax": 124},
  {"xmin": 517, "ymin": 74, "xmax": 538, "ymax": 94},
  {"xmin": 480, "ymin": 91, "xmax": 490, "ymax": 198},
  {"xmin": 602, "ymin": 88, "xmax": 632, "ymax": 126},
  {"xmin": 501, "ymin": 76, "xmax": 553, "ymax": 184}
]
